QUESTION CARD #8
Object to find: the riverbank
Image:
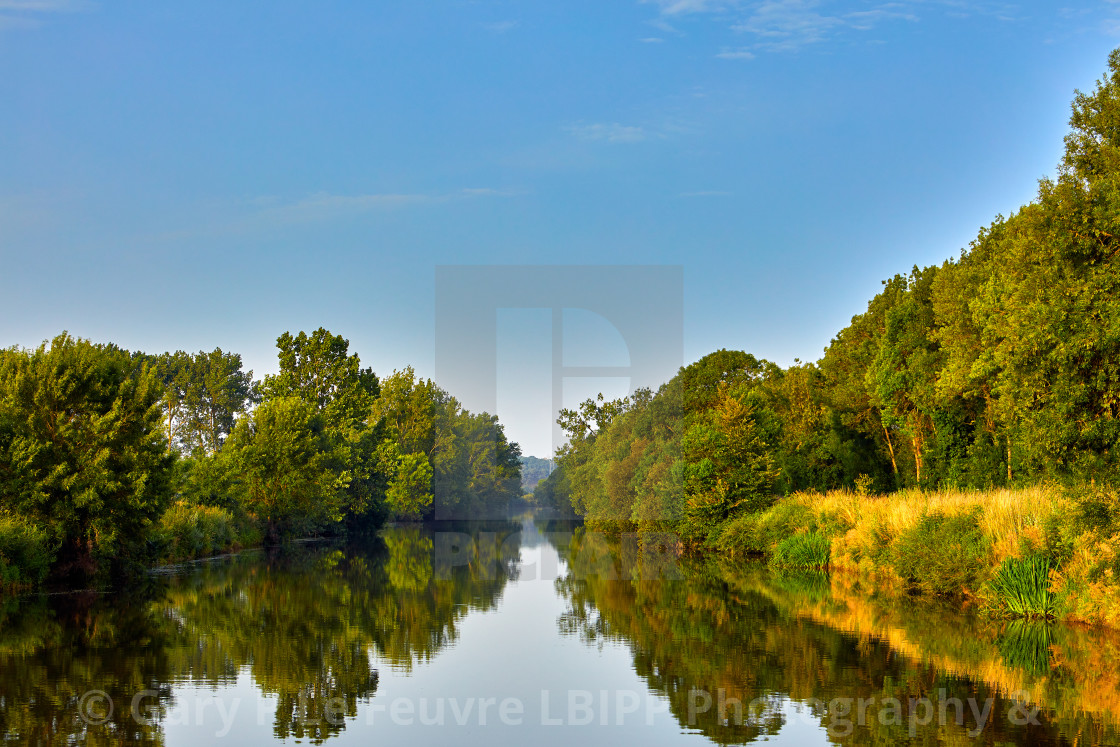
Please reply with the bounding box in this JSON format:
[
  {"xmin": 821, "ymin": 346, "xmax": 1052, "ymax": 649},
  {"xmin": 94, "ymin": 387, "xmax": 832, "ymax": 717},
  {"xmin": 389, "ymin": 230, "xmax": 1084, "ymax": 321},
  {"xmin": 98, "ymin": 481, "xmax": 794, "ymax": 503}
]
[
  {"xmin": 0, "ymin": 501, "xmax": 262, "ymax": 594},
  {"xmin": 711, "ymin": 485, "xmax": 1120, "ymax": 628}
]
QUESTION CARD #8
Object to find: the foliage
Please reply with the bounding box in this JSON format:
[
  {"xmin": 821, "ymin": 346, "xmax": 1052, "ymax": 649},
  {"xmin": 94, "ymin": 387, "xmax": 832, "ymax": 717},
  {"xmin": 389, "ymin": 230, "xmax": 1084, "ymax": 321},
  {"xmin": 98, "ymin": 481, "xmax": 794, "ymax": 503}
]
[
  {"xmin": 680, "ymin": 382, "xmax": 777, "ymax": 542},
  {"xmin": 373, "ymin": 368, "xmax": 521, "ymax": 520},
  {"xmin": 151, "ymin": 501, "xmax": 255, "ymax": 562},
  {"xmin": 519, "ymin": 455, "xmax": 552, "ymax": 492},
  {"xmin": 769, "ymin": 531, "xmax": 830, "ymax": 569},
  {"xmin": 145, "ymin": 348, "xmax": 255, "ymax": 455},
  {"xmin": 983, "ymin": 555, "xmax": 1058, "ymax": 619},
  {"xmin": 0, "ymin": 334, "xmax": 174, "ymax": 573},
  {"xmin": 223, "ymin": 396, "xmax": 349, "ymax": 541},
  {"xmin": 891, "ymin": 509, "xmax": 990, "ymax": 596},
  {"xmin": 0, "ymin": 515, "xmax": 55, "ymax": 590}
]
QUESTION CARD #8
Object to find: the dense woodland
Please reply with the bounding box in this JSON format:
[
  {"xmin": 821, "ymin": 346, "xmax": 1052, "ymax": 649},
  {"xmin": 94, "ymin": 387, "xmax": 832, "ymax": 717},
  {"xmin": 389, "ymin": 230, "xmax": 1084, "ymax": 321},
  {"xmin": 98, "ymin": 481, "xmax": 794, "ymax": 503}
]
[
  {"xmin": 0, "ymin": 328, "xmax": 522, "ymax": 586},
  {"xmin": 535, "ymin": 49, "xmax": 1120, "ymax": 540}
]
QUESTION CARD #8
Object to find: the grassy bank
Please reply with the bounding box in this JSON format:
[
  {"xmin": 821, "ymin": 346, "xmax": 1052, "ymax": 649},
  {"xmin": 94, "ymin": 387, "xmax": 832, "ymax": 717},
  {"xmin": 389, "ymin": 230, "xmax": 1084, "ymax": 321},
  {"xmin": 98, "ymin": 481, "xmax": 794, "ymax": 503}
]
[{"xmin": 714, "ymin": 485, "xmax": 1120, "ymax": 627}]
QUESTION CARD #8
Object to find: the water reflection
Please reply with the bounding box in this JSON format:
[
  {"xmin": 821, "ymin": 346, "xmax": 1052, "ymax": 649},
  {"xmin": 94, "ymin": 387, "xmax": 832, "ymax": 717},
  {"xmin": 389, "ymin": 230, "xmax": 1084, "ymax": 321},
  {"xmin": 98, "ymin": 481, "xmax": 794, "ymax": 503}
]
[
  {"xmin": 0, "ymin": 521, "xmax": 519, "ymax": 745},
  {"xmin": 553, "ymin": 526, "xmax": 1120, "ymax": 745},
  {"xmin": 2, "ymin": 520, "xmax": 1120, "ymax": 745}
]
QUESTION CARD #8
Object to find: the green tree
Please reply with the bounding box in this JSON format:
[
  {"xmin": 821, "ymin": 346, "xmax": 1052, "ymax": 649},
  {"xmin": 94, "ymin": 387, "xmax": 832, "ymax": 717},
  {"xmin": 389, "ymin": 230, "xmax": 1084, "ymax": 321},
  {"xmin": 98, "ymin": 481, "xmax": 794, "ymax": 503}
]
[
  {"xmin": 262, "ymin": 329, "xmax": 386, "ymax": 530},
  {"xmin": 179, "ymin": 348, "xmax": 255, "ymax": 455},
  {"xmin": 262, "ymin": 328, "xmax": 379, "ymax": 428},
  {"xmin": 223, "ymin": 396, "xmax": 347, "ymax": 541},
  {"xmin": 680, "ymin": 382, "xmax": 777, "ymax": 542},
  {"xmin": 0, "ymin": 334, "xmax": 174, "ymax": 573}
]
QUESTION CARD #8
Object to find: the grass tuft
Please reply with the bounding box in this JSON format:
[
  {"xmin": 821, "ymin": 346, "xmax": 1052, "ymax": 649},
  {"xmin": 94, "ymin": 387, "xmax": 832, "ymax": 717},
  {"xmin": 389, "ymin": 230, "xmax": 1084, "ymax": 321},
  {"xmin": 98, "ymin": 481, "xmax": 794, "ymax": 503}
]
[
  {"xmin": 770, "ymin": 531, "xmax": 830, "ymax": 569},
  {"xmin": 984, "ymin": 555, "xmax": 1057, "ymax": 619}
]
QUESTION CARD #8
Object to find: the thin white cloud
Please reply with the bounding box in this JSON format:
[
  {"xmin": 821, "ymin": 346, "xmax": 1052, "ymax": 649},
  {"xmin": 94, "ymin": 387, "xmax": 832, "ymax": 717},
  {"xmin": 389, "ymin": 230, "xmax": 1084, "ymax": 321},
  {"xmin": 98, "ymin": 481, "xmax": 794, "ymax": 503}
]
[
  {"xmin": 567, "ymin": 123, "xmax": 648, "ymax": 143},
  {"xmin": 0, "ymin": 0, "xmax": 91, "ymax": 31},
  {"xmin": 640, "ymin": 36, "xmax": 666, "ymax": 42},
  {"xmin": 639, "ymin": 0, "xmax": 994, "ymax": 54},
  {"xmin": 642, "ymin": 0, "xmax": 745, "ymax": 15},
  {"xmin": 482, "ymin": 20, "xmax": 519, "ymax": 33},
  {"xmin": 246, "ymin": 187, "xmax": 518, "ymax": 226},
  {"xmin": 732, "ymin": 0, "xmax": 845, "ymax": 49}
]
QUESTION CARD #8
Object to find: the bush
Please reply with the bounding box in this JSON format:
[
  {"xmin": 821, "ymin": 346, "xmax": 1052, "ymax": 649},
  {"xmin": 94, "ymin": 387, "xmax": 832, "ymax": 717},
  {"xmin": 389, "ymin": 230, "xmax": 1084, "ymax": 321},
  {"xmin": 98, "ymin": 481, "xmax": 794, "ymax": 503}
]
[
  {"xmin": 891, "ymin": 509, "xmax": 990, "ymax": 596},
  {"xmin": 984, "ymin": 555, "xmax": 1057, "ymax": 619},
  {"xmin": 712, "ymin": 498, "xmax": 819, "ymax": 554},
  {"xmin": 770, "ymin": 531, "xmax": 831, "ymax": 569},
  {"xmin": 0, "ymin": 515, "xmax": 55, "ymax": 591},
  {"xmin": 152, "ymin": 502, "xmax": 257, "ymax": 562}
]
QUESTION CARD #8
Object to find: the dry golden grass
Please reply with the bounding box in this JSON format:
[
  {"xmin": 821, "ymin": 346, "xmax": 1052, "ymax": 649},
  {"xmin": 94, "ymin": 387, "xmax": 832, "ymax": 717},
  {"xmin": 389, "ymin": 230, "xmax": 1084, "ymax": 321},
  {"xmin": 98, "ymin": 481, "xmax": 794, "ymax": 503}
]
[
  {"xmin": 770, "ymin": 486, "xmax": 1065, "ymax": 579},
  {"xmin": 726, "ymin": 485, "xmax": 1120, "ymax": 626}
]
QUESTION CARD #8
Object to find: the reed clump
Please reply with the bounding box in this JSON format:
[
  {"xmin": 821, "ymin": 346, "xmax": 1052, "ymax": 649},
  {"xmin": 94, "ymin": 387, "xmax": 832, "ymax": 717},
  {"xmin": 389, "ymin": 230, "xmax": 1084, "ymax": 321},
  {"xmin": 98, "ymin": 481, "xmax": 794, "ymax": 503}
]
[{"xmin": 770, "ymin": 531, "xmax": 830, "ymax": 569}]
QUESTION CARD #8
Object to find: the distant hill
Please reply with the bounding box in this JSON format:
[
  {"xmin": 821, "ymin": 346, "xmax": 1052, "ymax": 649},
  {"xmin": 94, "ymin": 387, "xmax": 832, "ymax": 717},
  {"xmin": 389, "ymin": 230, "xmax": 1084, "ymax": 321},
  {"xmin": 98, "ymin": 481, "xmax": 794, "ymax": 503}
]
[{"xmin": 520, "ymin": 456, "xmax": 553, "ymax": 493}]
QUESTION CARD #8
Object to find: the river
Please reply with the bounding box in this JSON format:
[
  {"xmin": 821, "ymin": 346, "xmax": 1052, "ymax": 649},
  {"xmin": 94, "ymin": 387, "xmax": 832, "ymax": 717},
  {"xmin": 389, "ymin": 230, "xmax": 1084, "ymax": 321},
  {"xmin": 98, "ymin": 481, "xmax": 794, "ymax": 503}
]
[{"xmin": 1, "ymin": 516, "xmax": 1118, "ymax": 745}]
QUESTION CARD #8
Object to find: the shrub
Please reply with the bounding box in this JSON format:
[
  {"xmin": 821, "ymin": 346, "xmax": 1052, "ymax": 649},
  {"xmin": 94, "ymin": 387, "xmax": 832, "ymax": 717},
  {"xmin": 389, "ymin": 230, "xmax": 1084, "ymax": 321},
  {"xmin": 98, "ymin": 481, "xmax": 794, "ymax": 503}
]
[
  {"xmin": 153, "ymin": 502, "xmax": 256, "ymax": 562},
  {"xmin": 891, "ymin": 509, "xmax": 990, "ymax": 596},
  {"xmin": 0, "ymin": 515, "xmax": 55, "ymax": 591},
  {"xmin": 983, "ymin": 555, "xmax": 1057, "ymax": 619},
  {"xmin": 770, "ymin": 531, "xmax": 831, "ymax": 569},
  {"xmin": 712, "ymin": 497, "xmax": 821, "ymax": 555}
]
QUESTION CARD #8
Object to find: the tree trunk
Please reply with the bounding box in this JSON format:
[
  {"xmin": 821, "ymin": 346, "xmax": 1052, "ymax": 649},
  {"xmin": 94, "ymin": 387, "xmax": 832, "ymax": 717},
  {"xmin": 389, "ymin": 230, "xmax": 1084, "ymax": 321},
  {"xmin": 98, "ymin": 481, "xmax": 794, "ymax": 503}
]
[
  {"xmin": 882, "ymin": 422, "xmax": 899, "ymax": 475},
  {"xmin": 1006, "ymin": 434, "xmax": 1013, "ymax": 483},
  {"xmin": 911, "ymin": 434, "xmax": 923, "ymax": 485}
]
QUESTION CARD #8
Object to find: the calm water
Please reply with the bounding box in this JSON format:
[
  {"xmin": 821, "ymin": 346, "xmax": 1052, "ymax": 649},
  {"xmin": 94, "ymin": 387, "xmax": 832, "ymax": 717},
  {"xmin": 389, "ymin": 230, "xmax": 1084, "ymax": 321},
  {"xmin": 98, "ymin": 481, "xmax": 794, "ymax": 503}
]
[{"xmin": 2, "ymin": 517, "xmax": 1119, "ymax": 745}]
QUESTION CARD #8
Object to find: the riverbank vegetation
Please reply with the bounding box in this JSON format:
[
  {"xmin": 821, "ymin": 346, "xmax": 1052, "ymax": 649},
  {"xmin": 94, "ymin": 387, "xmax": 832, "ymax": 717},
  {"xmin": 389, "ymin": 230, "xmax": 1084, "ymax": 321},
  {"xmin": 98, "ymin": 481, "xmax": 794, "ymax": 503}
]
[
  {"xmin": 0, "ymin": 329, "xmax": 521, "ymax": 590},
  {"xmin": 535, "ymin": 48, "xmax": 1120, "ymax": 625}
]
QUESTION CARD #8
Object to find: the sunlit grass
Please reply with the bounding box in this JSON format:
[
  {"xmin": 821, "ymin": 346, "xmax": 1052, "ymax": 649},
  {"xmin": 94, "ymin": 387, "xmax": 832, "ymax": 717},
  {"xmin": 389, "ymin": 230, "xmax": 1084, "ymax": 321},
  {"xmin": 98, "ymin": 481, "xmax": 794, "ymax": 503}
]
[
  {"xmin": 769, "ymin": 531, "xmax": 830, "ymax": 569},
  {"xmin": 985, "ymin": 555, "xmax": 1058, "ymax": 619}
]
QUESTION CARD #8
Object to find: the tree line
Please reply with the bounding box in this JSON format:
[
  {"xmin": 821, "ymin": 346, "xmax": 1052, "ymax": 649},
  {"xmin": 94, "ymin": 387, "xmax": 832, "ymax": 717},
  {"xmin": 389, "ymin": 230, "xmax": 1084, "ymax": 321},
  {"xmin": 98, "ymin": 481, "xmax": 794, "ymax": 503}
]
[
  {"xmin": 0, "ymin": 328, "xmax": 522, "ymax": 583},
  {"xmin": 536, "ymin": 48, "xmax": 1120, "ymax": 541}
]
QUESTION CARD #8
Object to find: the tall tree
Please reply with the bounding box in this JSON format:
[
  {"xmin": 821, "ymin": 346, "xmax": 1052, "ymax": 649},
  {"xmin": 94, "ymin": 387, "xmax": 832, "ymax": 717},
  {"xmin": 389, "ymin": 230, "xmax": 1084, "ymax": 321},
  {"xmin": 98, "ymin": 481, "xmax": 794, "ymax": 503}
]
[
  {"xmin": 0, "ymin": 334, "xmax": 174, "ymax": 573},
  {"xmin": 179, "ymin": 349, "xmax": 255, "ymax": 455},
  {"xmin": 262, "ymin": 328, "xmax": 379, "ymax": 428}
]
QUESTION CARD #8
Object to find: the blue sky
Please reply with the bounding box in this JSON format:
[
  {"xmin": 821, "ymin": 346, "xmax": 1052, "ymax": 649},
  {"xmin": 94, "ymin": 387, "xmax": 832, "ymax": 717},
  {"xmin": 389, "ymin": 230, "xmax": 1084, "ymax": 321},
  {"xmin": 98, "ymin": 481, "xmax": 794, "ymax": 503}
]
[{"xmin": 2, "ymin": 0, "xmax": 1118, "ymax": 455}]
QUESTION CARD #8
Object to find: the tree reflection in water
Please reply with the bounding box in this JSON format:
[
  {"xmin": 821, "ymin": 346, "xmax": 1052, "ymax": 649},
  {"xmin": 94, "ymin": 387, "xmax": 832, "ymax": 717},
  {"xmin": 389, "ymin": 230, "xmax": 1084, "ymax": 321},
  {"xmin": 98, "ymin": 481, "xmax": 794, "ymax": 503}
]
[
  {"xmin": 552, "ymin": 525, "xmax": 1120, "ymax": 747},
  {"xmin": 0, "ymin": 521, "xmax": 519, "ymax": 745}
]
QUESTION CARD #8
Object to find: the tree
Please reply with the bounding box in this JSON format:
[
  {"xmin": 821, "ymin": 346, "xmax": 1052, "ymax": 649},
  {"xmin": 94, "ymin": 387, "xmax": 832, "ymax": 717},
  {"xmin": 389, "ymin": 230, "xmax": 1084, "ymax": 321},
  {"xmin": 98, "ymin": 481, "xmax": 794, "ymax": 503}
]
[
  {"xmin": 262, "ymin": 329, "xmax": 387, "ymax": 530},
  {"xmin": 680, "ymin": 382, "xmax": 777, "ymax": 542},
  {"xmin": 262, "ymin": 328, "xmax": 379, "ymax": 428},
  {"xmin": 867, "ymin": 267, "xmax": 942, "ymax": 485},
  {"xmin": 0, "ymin": 334, "xmax": 174, "ymax": 573},
  {"xmin": 179, "ymin": 349, "xmax": 255, "ymax": 455},
  {"xmin": 223, "ymin": 396, "xmax": 347, "ymax": 542}
]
